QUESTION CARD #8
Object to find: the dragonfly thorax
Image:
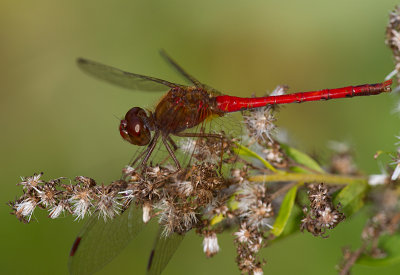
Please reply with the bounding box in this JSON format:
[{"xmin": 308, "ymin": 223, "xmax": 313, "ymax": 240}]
[{"xmin": 153, "ymin": 87, "xmax": 219, "ymax": 134}]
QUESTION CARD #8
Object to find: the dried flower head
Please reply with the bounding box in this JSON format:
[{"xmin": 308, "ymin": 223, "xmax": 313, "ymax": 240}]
[
  {"xmin": 179, "ymin": 135, "xmax": 227, "ymax": 165},
  {"xmin": 203, "ymin": 232, "xmax": 220, "ymax": 257},
  {"xmin": 48, "ymin": 199, "xmax": 70, "ymax": 219},
  {"xmin": 236, "ymin": 182, "xmax": 273, "ymax": 230},
  {"xmin": 68, "ymin": 181, "xmax": 95, "ymax": 220},
  {"xmin": 301, "ymin": 183, "xmax": 345, "ymax": 237},
  {"xmin": 234, "ymin": 223, "xmax": 266, "ymax": 274},
  {"xmin": 14, "ymin": 195, "xmax": 39, "ymax": 222},
  {"xmin": 96, "ymin": 184, "xmax": 123, "ymax": 221},
  {"xmin": 242, "ymin": 85, "xmax": 288, "ymax": 146},
  {"xmin": 18, "ymin": 172, "xmax": 44, "ymax": 191},
  {"xmin": 328, "ymin": 141, "xmax": 358, "ymax": 175}
]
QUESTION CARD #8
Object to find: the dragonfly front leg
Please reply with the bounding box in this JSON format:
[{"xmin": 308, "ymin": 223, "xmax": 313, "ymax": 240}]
[
  {"xmin": 162, "ymin": 135, "xmax": 181, "ymax": 171},
  {"xmin": 137, "ymin": 131, "xmax": 161, "ymax": 170},
  {"xmin": 167, "ymin": 136, "xmax": 179, "ymax": 151}
]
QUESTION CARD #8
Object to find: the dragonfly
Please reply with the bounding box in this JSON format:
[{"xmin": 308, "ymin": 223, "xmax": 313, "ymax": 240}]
[
  {"xmin": 68, "ymin": 51, "xmax": 392, "ymax": 275},
  {"xmin": 76, "ymin": 51, "xmax": 392, "ymax": 171}
]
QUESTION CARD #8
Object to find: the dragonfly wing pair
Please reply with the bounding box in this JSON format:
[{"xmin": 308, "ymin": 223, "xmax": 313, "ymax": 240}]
[
  {"xmin": 68, "ymin": 204, "xmax": 184, "ymax": 275},
  {"xmin": 68, "ymin": 205, "xmax": 145, "ymax": 274},
  {"xmin": 78, "ymin": 51, "xmax": 221, "ymax": 96},
  {"xmin": 147, "ymin": 230, "xmax": 185, "ymax": 275},
  {"xmin": 77, "ymin": 58, "xmax": 183, "ymax": 92},
  {"xmin": 77, "ymin": 50, "xmax": 211, "ymax": 92}
]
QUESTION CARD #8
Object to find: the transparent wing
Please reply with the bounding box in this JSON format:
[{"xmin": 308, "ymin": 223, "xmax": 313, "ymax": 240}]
[
  {"xmin": 68, "ymin": 204, "xmax": 145, "ymax": 275},
  {"xmin": 77, "ymin": 58, "xmax": 185, "ymax": 92},
  {"xmin": 159, "ymin": 50, "xmax": 222, "ymax": 95},
  {"xmin": 146, "ymin": 229, "xmax": 185, "ymax": 275},
  {"xmin": 160, "ymin": 50, "xmax": 203, "ymax": 88}
]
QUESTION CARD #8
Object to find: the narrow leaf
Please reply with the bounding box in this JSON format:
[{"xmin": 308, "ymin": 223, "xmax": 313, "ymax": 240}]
[
  {"xmin": 210, "ymin": 213, "xmax": 224, "ymax": 226},
  {"xmin": 233, "ymin": 143, "xmax": 277, "ymax": 172},
  {"xmin": 270, "ymin": 204, "xmax": 303, "ymax": 243},
  {"xmin": 280, "ymin": 144, "xmax": 324, "ymax": 173},
  {"xmin": 271, "ymin": 185, "xmax": 298, "ymax": 236},
  {"xmin": 333, "ymin": 181, "xmax": 368, "ymax": 217}
]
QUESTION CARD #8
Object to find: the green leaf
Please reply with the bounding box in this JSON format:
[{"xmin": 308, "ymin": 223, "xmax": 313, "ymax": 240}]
[
  {"xmin": 210, "ymin": 213, "xmax": 224, "ymax": 226},
  {"xmin": 271, "ymin": 204, "xmax": 303, "ymax": 242},
  {"xmin": 280, "ymin": 144, "xmax": 324, "ymax": 173},
  {"xmin": 271, "ymin": 185, "xmax": 298, "ymax": 237},
  {"xmin": 227, "ymin": 194, "xmax": 239, "ymax": 210},
  {"xmin": 210, "ymin": 193, "xmax": 239, "ymax": 226},
  {"xmin": 233, "ymin": 143, "xmax": 277, "ymax": 172},
  {"xmin": 333, "ymin": 181, "xmax": 368, "ymax": 217},
  {"xmin": 357, "ymin": 234, "xmax": 400, "ymax": 266}
]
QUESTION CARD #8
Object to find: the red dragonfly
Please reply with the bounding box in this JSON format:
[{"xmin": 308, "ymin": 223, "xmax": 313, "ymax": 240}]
[
  {"xmin": 77, "ymin": 51, "xmax": 391, "ymax": 171},
  {"xmin": 68, "ymin": 52, "xmax": 392, "ymax": 275}
]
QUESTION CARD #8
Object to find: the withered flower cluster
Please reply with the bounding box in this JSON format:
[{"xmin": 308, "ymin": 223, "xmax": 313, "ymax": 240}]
[
  {"xmin": 125, "ymin": 162, "xmax": 230, "ymax": 237},
  {"xmin": 233, "ymin": 181, "xmax": 273, "ymax": 274},
  {"xmin": 9, "ymin": 173, "xmax": 128, "ymax": 223},
  {"xmin": 301, "ymin": 183, "xmax": 345, "ymax": 237},
  {"xmin": 9, "ymin": 148, "xmax": 275, "ymax": 274}
]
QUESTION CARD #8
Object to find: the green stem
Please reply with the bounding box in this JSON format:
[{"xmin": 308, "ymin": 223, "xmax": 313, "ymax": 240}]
[{"xmin": 248, "ymin": 173, "xmax": 366, "ymax": 185}]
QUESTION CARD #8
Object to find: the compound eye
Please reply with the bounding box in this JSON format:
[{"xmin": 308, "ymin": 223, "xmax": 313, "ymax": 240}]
[
  {"xmin": 119, "ymin": 107, "xmax": 151, "ymax": 146},
  {"xmin": 127, "ymin": 122, "xmax": 142, "ymax": 136}
]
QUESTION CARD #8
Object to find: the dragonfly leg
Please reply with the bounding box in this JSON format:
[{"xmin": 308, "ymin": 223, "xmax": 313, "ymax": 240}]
[
  {"xmin": 139, "ymin": 131, "xmax": 161, "ymax": 169},
  {"xmin": 167, "ymin": 136, "xmax": 179, "ymax": 151},
  {"xmin": 162, "ymin": 135, "xmax": 181, "ymax": 170}
]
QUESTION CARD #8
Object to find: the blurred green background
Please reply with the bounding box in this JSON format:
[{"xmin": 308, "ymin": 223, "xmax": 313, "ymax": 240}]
[{"xmin": 2, "ymin": 0, "xmax": 400, "ymax": 274}]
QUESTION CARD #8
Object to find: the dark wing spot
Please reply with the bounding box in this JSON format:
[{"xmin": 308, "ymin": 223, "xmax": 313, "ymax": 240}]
[
  {"xmin": 70, "ymin": 237, "xmax": 82, "ymax": 256},
  {"xmin": 77, "ymin": 58, "xmax": 88, "ymax": 65},
  {"xmin": 147, "ymin": 249, "xmax": 155, "ymax": 271}
]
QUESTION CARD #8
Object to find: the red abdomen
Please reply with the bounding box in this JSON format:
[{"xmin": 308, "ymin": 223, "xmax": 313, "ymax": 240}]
[{"xmin": 215, "ymin": 80, "xmax": 392, "ymax": 113}]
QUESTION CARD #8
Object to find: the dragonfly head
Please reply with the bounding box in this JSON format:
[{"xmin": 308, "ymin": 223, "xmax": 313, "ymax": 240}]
[{"xmin": 119, "ymin": 107, "xmax": 151, "ymax": 146}]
